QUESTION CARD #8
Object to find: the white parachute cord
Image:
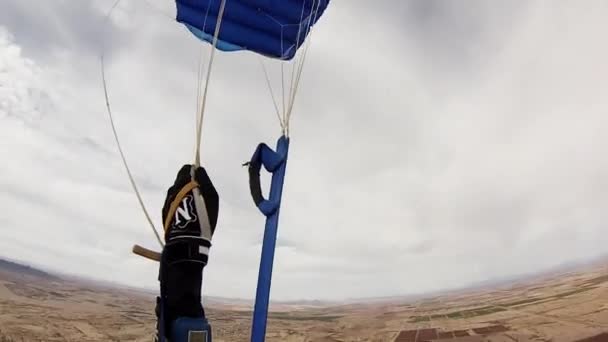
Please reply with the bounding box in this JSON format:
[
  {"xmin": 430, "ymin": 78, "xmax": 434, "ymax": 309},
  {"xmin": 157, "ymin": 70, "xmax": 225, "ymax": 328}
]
[
  {"xmin": 195, "ymin": 3, "xmax": 213, "ymax": 132},
  {"xmin": 285, "ymin": 33, "xmax": 313, "ymax": 135},
  {"xmin": 194, "ymin": 0, "xmax": 227, "ymax": 168},
  {"xmin": 101, "ymin": 55, "xmax": 164, "ymax": 248},
  {"xmin": 105, "ymin": 0, "xmax": 122, "ymax": 20},
  {"xmin": 196, "ymin": 47, "xmax": 205, "ymax": 129},
  {"xmin": 290, "ymin": 0, "xmax": 321, "ymax": 97},
  {"xmin": 258, "ymin": 58, "xmax": 286, "ymax": 133},
  {"xmin": 285, "ymin": 0, "xmax": 323, "ymax": 135},
  {"xmin": 285, "ymin": 56, "xmax": 306, "ymax": 135},
  {"xmin": 284, "ymin": 0, "xmax": 310, "ymax": 132},
  {"xmin": 100, "ymin": 0, "xmax": 164, "ymax": 247},
  {"xmin": 280, "ymin": 31, "xmax": 287, "ymax": 125},
  {"xmin": 281, "ymin": 59, "xmax": 286, "ymax": 125}
]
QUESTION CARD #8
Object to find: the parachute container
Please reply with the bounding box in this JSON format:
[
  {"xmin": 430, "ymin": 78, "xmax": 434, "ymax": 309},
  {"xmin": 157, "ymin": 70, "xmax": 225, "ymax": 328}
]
[{"xmin": 175, "ymin": 0, "xmax": 330, "ymax": 60}]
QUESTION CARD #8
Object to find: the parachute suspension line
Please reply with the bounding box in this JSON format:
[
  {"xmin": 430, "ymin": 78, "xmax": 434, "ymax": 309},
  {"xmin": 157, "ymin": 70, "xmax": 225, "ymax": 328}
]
[
  {"xmin": 281, "ymin": 63, "xmax": 287, "ymax": 125},
  {"xmin": 284, "ymin": 0, "xmax": 323, "ymax": 136},
  {"xmin": 259, "ymin": 0, "xmax": 319, "ymax": 137},
  {"xmin": 195, "ymin": 47, "xmax": 205, "ymax": 129},
  {"xmin": 194, "ymin": 0, "xmax": 227, "ymax": 168},
  {"xmin": 100, "ymin": 55, "xmax": 164, "ymax": 248},
  {"xmin": 286, "ymin": 0, "xmax": 309, "ymax": 116},
  {"xmin": 285, "ymin": 33, "xmax": 314, "ymax": 135},
  {"xmin": 259, "ymin": 58, "xmax": 286, "ymax": 134},
  {"xmin": 280, "ymin": 0, "xmax": 308, "ymax": 135},
  {"xmin": 99, "ymin": 0, "xmax": 163, "ymax": 247},
  {"xmin": 280, "ymin": 33, "xmax": 287, "ymax": 126},
  {"xmin": 195, "ymin": 3, "xmax": 213, "ymax": 129},
  {"xmin": 105, "ymin": 0, "xmax": 122, "ymax": 21}
]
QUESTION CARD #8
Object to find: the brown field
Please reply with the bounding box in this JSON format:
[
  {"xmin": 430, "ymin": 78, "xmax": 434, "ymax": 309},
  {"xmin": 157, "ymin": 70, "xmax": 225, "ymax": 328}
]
[{"xmin": 0, "ymin": 260, "xmax": 606, "ymax": 342}]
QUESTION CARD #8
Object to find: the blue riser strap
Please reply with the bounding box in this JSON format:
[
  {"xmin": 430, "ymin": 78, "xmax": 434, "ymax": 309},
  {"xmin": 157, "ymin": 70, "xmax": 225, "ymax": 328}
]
[{"xmin": 247, "ymin": 135, "xmax": 290, "ymax": 342}]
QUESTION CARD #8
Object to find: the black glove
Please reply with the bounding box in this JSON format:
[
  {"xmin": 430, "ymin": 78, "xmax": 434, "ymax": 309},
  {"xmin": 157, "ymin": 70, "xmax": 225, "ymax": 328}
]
[
  {"xmin": 157, "ymin": 164, "xmax": 219, "ymax": 338},
  {"xmin": 161, "ymin": 164, "xmax": 219, "ymax": 265}
]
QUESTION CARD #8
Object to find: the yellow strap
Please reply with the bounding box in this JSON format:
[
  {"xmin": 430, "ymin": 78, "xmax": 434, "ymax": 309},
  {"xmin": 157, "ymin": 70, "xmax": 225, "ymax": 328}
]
[
  {"xmin": 132, "ymin": 244, "xmax": 161, "ymax": 262},
  {"xmin": 163, "ymin": 180, "xmax": 199, "ymax": 232}
]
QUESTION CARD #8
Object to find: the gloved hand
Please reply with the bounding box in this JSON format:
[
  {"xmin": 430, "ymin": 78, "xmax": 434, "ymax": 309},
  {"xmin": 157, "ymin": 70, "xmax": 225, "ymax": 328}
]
[
  {"xmin": 156, "ymin": 164, "xmax": 219, "ymax": 339},
  {"xmin": 161, "ymin": 164, "xmax": 219, "ymax": 265}
]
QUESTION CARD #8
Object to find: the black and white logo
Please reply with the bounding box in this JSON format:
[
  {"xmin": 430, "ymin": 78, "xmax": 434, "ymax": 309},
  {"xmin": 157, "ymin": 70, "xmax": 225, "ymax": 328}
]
[{"xmin": 174, "ymin": 195, "xmax": 198, "ymax": 229}]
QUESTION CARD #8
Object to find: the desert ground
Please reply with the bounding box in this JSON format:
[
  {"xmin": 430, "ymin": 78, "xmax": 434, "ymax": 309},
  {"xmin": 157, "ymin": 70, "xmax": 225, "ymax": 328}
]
[{"xmin": 0, "ymin": 259, "xmax": 606, "ymax": 342}]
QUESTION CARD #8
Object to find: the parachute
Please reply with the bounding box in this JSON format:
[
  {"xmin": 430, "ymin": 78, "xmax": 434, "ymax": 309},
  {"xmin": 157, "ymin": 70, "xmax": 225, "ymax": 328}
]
[
  {"xmin": 102, "ymin": 1, "xmax": 332, "ymax": 342},
  {"xmin": 176, "ymin": 0, "xmax": 330, "ymax": 60}
]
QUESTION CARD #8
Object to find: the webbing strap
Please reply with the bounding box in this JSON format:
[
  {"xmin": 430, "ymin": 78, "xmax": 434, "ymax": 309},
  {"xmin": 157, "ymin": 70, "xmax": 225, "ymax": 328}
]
[{"xmin": 163, "ymin": 180, "xmax": 199, "ymax": 232}]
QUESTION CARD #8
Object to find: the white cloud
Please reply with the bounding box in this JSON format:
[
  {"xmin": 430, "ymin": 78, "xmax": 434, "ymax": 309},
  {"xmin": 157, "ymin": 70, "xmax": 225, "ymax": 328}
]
[{"xmin": 0, "ymin": 1, "xmax": 607, "ymax": 301}]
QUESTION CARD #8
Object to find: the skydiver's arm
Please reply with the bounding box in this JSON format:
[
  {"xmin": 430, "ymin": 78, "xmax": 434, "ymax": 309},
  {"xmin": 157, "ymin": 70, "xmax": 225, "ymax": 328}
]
[{"xmin": 155, "ymin": 165, "xmax": 219, "ymax": 342}]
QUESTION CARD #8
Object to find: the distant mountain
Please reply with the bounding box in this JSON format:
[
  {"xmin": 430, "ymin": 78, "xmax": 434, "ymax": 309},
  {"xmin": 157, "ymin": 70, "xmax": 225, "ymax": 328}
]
[
  {"xmin": 0, "ymin": 258, "xmax": 59, "ymax": 280},
  {"xmin": 340, "ymin": 254, "xmax": 608, "ymax": 305},
  {"xmin": 276, "ymin": 299, "xmax": 338, "ymax": 307},
  {"xmin": 1, "ymin": 254, "xmax": 604, "ymax": 308},
  {"xmin": 471, "ymin": 254, "xmax": 608, "ymax": 290}
]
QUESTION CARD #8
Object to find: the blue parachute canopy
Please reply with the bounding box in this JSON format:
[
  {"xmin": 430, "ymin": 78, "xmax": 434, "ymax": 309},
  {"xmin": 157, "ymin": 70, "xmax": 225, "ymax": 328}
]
[{"xmin": 175, "ymin": 0, "xmax": 330, "ymax": 60}]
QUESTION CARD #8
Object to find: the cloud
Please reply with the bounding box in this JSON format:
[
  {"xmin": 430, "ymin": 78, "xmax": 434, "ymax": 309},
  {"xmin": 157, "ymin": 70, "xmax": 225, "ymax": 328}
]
[{"xmin": 1, "ymin": 0, "xmax": 607, "ymax": 301}]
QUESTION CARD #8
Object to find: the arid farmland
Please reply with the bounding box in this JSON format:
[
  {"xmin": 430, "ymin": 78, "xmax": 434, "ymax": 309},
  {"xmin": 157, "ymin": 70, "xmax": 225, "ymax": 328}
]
[{"xmin": 0, "ymin": 259, "xmax": 606, "ymax": 341}]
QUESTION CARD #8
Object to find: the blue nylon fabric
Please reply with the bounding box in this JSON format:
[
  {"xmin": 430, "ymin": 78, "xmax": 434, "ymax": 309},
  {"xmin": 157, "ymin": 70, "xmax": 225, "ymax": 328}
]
[
  {"xmin": 171, "ymin": 317, "xmax": 212, "ymax": 342},
  {"xmin": 185, "ymin": 24, "xmax": 242, "ymax": 51},
  {"xmin": 175, "ymin": 0, "xmax": 330, "ymax": 60},
  {"xmin": 250, "ymin": 135, "xmax": 290, "ymax": 342}
]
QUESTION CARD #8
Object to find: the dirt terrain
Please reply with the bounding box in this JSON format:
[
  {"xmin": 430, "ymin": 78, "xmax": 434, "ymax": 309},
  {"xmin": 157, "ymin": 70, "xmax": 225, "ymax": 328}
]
[{"xmin": 0, "ymin": 259, "xmax": 606, "ymax": 342}]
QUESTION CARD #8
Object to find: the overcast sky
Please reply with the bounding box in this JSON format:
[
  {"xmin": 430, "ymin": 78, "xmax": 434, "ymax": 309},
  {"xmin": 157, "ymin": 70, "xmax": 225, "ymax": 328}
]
[{"xmin": 1, "ymin": 0, "xmax": 607, "ymax": 301}]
